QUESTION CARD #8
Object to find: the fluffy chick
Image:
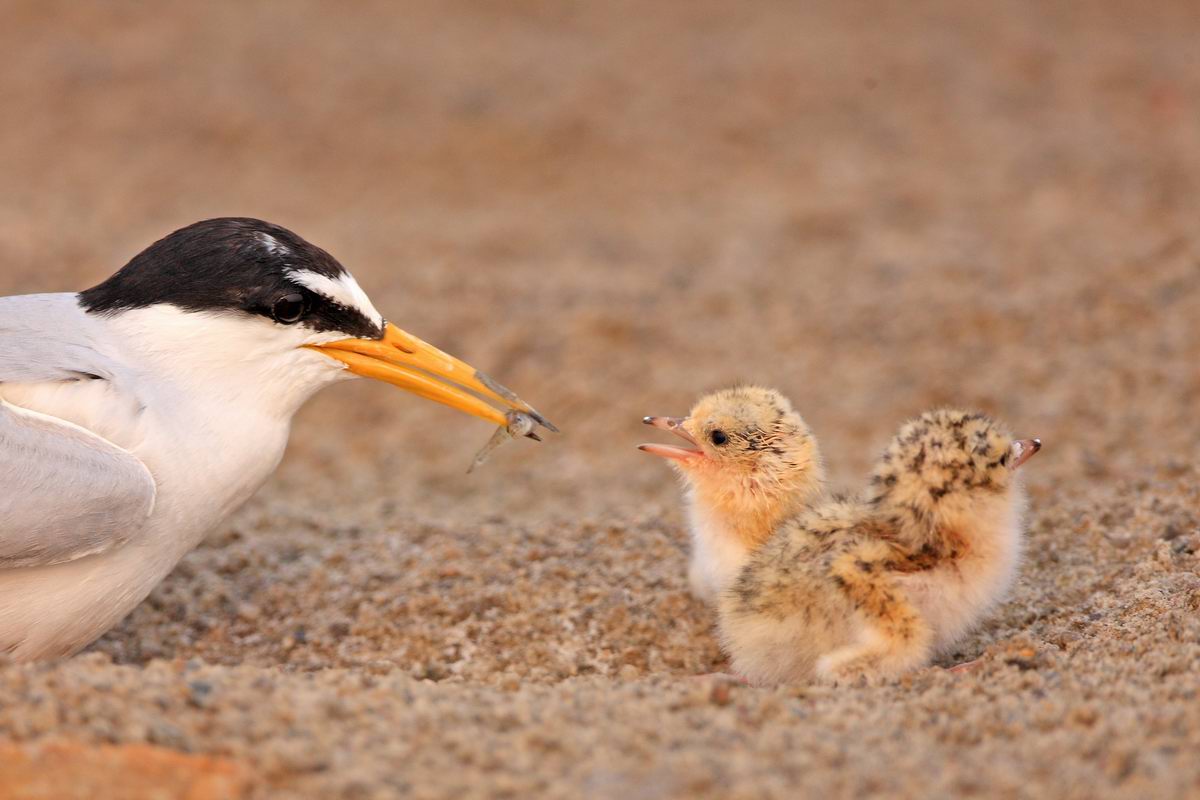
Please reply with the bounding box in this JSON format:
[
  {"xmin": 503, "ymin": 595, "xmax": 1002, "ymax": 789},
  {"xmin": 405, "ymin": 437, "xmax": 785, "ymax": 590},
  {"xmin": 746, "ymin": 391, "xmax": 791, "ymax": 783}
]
[
  {"xmin": 639, "ymin": 387, "xmax": 825, "ymax": 603},
  {"xmin": 719, "ymin": 409, "xmax": 1041, "ymax": 686}
]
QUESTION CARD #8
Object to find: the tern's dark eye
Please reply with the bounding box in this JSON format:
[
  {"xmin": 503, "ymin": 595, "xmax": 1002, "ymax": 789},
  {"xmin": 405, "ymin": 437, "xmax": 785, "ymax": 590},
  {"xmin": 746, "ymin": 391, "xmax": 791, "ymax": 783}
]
[
  {"xmin": 710, "ymin": 429, "xmax": 729, "ymax": 446},
  {"xmin": 272, "ymin": 293, "xmax": 307, "ymax": 324}
]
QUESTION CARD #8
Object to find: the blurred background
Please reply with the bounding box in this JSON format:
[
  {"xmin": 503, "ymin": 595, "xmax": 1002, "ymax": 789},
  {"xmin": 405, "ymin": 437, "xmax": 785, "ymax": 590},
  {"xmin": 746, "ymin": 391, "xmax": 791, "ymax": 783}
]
[
  {"xmin": 2, "ymin": 0, "xmax": 1198, "ymax": 520},
  {"xmin": 3, "ymin": 3, "xmax": 1200, "ymax": 796}
]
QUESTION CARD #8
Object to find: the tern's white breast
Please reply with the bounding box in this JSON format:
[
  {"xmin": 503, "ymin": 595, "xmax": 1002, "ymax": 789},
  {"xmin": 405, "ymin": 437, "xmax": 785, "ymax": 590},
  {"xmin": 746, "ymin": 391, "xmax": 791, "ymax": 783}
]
[{"xmin": 0, "ymin": 300, "xmax": 345, "ymax": 658}]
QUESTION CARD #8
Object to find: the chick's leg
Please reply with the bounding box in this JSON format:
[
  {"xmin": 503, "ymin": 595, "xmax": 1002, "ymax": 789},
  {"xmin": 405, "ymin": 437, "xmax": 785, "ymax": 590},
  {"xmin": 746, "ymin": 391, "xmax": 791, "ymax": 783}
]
[{"xmin": 816, "ymin": 545, "xmax": 932, "ymax": 686}]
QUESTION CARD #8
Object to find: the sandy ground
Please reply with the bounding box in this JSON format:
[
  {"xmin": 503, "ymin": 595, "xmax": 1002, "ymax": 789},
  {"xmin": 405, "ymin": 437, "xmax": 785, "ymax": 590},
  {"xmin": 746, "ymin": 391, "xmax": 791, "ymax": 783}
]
[{"xmin": 1, "ymin": 0, "xmax": 1199, "ymax": 797}]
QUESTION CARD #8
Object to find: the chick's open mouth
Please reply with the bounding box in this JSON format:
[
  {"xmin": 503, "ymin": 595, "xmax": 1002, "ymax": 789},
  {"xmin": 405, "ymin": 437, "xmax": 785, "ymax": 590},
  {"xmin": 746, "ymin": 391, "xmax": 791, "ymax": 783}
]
[{"xmin": 638, "ymin": 416, "xmax": 705, "ymax": 461}]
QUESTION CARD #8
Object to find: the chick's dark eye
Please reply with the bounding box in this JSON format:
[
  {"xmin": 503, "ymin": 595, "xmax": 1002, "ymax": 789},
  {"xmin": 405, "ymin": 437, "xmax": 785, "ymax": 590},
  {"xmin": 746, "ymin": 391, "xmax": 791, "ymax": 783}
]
[
  {"xmin": 272, "ymin": 293, "xmax": 306, "ymax": 324},
  {"xmin": 710, "ymin": 429, "xmax": 728, "ymax": 446}
]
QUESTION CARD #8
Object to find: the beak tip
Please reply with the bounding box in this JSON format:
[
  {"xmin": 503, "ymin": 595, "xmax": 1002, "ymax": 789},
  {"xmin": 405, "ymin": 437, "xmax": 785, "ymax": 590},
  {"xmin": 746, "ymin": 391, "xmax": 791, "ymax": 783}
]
[
  {"xmin": 1010, "ymin": 437, "xmax": 1042, "ymax": 470},
  {"xmin": 527, "ymin": 411, "xmax": 560, "ymax": 433},
  {"xmin": 642, "ymin": 416, "xmax": 654, "ymax": 425}
]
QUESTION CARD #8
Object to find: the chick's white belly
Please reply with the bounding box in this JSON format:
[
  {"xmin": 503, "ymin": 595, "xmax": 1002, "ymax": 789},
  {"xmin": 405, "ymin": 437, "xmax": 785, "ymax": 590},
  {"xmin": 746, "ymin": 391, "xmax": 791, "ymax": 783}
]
[
  {"xmin": 897, "ymin": 497, "xmax": 1026, "ymax": 654},
  {"xmin": 898, "ymin": 554, "xmax": 1020, "ymax": 653},
  {"xmin": 687, "ymin": 504, "xmax": 750, "ymax": 603}
]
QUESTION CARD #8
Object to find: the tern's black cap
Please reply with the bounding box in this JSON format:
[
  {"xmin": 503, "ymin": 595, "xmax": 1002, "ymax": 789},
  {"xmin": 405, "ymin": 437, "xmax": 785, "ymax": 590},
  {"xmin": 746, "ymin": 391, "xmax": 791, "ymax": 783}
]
[{"xmin": 79, "ymin": 218, "xmax": 384, "ymax": 339}]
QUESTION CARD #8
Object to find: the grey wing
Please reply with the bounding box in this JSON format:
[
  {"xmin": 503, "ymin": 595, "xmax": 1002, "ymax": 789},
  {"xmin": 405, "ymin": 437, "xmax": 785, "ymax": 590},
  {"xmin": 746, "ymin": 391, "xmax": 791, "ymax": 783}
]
[
  {"xmin": 0, "ymin": 400, "xmax": 156, "ymax": 569},
  {"xmin": 0, "ymin": 293, "xmax": 119, "ymax": 384}
]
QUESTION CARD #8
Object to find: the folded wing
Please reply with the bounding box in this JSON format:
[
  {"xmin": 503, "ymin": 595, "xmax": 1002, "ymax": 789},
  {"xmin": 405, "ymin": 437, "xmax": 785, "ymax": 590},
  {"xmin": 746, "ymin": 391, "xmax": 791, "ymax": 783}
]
[{"xmin": 0, "ymin": 400, "xmax": 156, "ymax": 568}]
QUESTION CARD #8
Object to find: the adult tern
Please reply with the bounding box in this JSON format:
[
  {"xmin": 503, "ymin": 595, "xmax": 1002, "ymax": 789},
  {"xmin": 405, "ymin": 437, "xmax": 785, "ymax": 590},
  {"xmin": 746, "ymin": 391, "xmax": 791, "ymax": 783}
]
[{"xmin": 0, "ymin": 217, "xmax": 553, "ymax": 660}]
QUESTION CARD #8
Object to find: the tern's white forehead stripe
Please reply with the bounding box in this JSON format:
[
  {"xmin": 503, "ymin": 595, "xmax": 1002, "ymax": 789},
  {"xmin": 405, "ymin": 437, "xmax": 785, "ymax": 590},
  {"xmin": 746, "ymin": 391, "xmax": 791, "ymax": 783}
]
[
  {"xmin": 256, "ymin": 232, "xmax": 289, "ymax": 257},
  {"xmin": 286, "ymin": 269, "xmax": 384, "ymax": 328}
]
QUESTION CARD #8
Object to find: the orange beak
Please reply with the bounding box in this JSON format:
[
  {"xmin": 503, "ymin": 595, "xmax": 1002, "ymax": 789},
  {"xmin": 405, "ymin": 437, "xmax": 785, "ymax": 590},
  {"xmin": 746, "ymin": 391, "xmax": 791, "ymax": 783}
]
[{"xmin": 307, "ymin": 322, "xmax": 556, "ymax": 433}]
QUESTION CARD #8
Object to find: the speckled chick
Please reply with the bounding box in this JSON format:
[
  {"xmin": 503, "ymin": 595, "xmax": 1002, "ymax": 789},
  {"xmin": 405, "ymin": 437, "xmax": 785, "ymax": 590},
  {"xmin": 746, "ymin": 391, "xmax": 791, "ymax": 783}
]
[
  {"xmin": 719, "ymin": 409, "xmax": 1041, "ymax": 686},
  {"xmin": 639, "ymin": 387, "xmax": 825, "ymax": 603}
]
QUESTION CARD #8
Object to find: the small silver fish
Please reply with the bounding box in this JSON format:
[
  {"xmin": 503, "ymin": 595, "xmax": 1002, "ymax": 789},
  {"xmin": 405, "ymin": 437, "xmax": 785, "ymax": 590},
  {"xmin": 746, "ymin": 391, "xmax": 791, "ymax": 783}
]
[
  {"xmin": 467, "ymin": 410, "xmax": 541, "ymax": 473},
  {"xmin": 475, "ymin": 370, "xmax": 560, "ymax": 433}
]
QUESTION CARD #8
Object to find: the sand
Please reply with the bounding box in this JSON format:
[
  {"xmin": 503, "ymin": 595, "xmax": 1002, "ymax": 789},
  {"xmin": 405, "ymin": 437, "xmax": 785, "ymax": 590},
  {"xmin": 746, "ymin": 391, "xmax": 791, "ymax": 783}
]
[{"xmin": 1, "ymin": 1, "xmax": 1199, "ymax": 797}]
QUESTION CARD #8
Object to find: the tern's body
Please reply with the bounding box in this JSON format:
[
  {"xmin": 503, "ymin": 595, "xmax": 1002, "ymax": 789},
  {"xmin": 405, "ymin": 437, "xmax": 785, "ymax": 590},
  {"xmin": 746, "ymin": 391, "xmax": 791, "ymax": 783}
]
[
  {"xmin": 0, "ymin": 296, "xmax": 319, "ymax": 658},
  {"xmin": 0, "ymin": 218, "xmax": 550, "ymax": 660}
]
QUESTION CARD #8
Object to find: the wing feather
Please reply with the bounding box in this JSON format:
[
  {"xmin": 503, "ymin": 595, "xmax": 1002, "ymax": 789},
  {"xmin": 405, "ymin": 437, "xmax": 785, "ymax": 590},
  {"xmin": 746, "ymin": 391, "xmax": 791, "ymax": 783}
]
[
  {"xmin": 0, "ymin": 400, "xmax": 156, "ymax": 568},
  {"xmin": 0, "ymin": 294, "xmax": 119, "ymax": 384}
]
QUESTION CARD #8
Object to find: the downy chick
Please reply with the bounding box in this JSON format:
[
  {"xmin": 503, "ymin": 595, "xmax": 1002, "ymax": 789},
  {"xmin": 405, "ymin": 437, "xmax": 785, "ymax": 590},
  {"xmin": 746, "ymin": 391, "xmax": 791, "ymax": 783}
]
[
  {"xmin": 639, "ymin": 387, "xmax": 825, "ymax": 603},
  {"xmin": 719, "ymin": 409, "xmax": 1040, "ymax": 686}
]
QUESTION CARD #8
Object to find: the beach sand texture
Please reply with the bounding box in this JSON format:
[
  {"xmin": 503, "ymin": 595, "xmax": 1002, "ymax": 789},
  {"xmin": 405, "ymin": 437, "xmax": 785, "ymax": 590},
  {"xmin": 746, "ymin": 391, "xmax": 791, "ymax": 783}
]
[{"xmin": 0, "ymin": 1, "xmax": 1198, "ymax": 797}]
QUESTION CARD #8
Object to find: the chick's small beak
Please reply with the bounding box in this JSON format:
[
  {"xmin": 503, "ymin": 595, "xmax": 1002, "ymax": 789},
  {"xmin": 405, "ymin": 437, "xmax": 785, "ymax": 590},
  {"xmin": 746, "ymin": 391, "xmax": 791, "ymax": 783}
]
[
  {"xmin": 1010, "ymin": 438, "xmax": 1042, "ymax": 470},
  {"xmin": 307, "ymin": 322, "xmax": 556, "ymax": 431},
  {"xmin": 638, "ymin": 416, "xmax": 704, "ymax": 461}
]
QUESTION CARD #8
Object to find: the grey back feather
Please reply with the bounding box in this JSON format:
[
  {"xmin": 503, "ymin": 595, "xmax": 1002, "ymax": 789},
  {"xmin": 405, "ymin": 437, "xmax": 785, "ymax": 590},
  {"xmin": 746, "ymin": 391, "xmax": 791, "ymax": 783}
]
[{"xmin": 0, "ymin": 294, "xmax": 120, "ymax": 384}]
